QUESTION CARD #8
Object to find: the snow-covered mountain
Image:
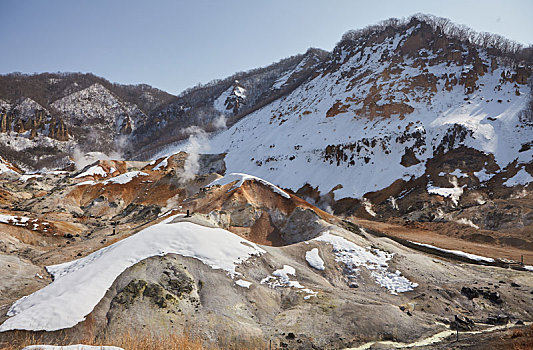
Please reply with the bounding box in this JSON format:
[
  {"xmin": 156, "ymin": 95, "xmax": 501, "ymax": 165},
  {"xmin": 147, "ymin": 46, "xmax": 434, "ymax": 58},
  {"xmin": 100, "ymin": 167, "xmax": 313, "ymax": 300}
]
[
  {"xmin": 1, "ymin": 15, "xmax": 531, "ymax": 204},
  {"xmin": 49, "ymin": 83, "xmax": 149, "ymax": 157},
  {"xmin": 0, "ymin": 78, "xmax": 159, "ymax": 170},
  {"xmin": 158, "ymin": 17, "xmax": 532, "ymax": 211},
  {"xmin": 130, "ymin": 48, "xmax": 328, "ymax": 157}
]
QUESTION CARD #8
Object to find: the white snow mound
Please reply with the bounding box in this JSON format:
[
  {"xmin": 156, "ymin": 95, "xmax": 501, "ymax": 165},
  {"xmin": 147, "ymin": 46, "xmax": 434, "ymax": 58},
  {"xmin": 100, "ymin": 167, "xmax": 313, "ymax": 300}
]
[{"xmin": 0, "ymin": 217, "xmax": 264, "ymax": 332}]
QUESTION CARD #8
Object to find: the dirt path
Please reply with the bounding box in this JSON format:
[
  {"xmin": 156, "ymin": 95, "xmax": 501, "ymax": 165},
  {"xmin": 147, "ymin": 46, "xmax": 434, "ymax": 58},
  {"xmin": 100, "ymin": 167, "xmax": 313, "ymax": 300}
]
[{"xmin": 350, "ymin": 218, "xmax": 533, "ymax": 265}]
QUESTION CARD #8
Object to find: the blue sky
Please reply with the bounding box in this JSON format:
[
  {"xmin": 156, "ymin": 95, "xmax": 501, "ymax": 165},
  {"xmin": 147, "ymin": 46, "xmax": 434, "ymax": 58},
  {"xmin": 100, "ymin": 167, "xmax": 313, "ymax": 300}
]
[{"xmin": 1, "ymin": 0, "xmax": 531, "ymax": 95}]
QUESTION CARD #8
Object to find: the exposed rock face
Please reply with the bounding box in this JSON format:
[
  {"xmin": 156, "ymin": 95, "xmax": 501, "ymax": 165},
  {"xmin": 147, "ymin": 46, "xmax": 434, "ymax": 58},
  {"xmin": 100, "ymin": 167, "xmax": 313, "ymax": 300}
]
[
  {"xmin": 111, "ymin": 261, "xmax": 196, "ymax": 311},
  {"xmin": 102, "ymin": 256, "xmax": 201, "ymax": 336},
  {"xmin": 222, "ymin": 81, "xmax": 247, "ymax": 114},
  {"xmin": 279, "ymin": 207, "xmax": 327, "ymax": 243},
  {"xmin": 400, "ymin": 148, "xmax": 420, "ymax": 167},
  {"xmin": 0, "ymin": 106, "xmax": 70, "ymax": 142}
]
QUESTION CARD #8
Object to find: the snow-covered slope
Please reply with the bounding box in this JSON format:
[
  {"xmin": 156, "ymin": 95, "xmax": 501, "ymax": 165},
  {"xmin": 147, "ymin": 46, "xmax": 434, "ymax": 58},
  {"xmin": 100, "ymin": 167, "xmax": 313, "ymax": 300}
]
[
  {"xmin": 161, "ymin": 19, "xmax": 532, "ymax": 200},
  {"xmin": 0, "ymin": 216, "xmax": 264, "ymax": 331}
]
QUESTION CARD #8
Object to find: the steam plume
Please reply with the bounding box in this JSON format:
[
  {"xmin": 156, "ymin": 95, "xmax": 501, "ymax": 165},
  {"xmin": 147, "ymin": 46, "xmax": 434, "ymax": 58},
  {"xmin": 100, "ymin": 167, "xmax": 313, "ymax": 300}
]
[{"xmin": 180, "ymin": 126, "xmax": 210, "ymax": 183}]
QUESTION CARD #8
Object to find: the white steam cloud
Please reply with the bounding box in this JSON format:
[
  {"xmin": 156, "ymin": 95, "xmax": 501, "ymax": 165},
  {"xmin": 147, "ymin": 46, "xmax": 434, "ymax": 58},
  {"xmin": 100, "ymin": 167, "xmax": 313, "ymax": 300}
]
[
  {"xmin": 70, "ymin": 136, "xmax": 130, "ymax": 170},
  {"xmin": 161, "ymin": 194, "xmax": 182, "ymax": 214},
  {"xmin": 71, "ymin": 147, "xmax": 122, "ymax": 170},
  {"xmin": 180, "ymin": 126, "xmax": 210, "ymax": 183},
  {"xmin": 213, "ymin": 115, "xmax": 227, "ymax": 129}
]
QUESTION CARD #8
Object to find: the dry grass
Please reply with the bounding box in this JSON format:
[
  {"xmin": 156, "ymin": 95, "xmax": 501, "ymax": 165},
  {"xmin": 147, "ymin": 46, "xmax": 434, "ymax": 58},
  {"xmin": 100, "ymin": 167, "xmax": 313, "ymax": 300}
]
[
  {"xmin": 0, "ymin": 329, "xmax": 266, "ymax": 350},
  {"xmin": 0, "ymin": 331, "xmax": 212, "ymax": 350},
  {"xmin": 510, "ymin": 325, "xmax": 533, "ymax": 350}
]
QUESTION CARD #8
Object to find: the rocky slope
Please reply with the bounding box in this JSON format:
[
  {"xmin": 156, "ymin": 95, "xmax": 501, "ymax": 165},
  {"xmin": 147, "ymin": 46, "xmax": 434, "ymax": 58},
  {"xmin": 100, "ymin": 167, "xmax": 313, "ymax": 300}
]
[
  {"xmin": 0, "ymin": 151, "xmax": 531, "ymax": 349},
  {"xmin": 187, "ymin": 17, "xmax": 533, "ymax": 200}
]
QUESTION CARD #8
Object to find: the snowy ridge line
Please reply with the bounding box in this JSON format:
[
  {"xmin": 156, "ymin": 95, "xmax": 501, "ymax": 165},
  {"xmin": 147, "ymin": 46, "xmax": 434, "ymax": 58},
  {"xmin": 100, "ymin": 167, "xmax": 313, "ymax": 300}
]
[
  {"xmin": 0, "ymin": 217, "xmax": 265, "ymax": 332},
  {"xmin": 74, "ymin": 165, "xmax": 108, "ymax": 179},
  {"xmin": 206, "ymin": 173, "xmax": 291, "ymax": 199},
  {"xmin": 152, "ymin": 156, "xmax": 170, "ymax": 170},
  {"xmin": 102, "ymin": 171, "xmax": 149, "ymax": 185}
]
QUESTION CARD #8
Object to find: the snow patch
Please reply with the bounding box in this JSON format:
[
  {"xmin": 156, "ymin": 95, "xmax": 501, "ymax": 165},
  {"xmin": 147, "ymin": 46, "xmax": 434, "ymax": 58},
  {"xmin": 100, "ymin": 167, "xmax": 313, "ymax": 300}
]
[
  {"xmin": 389, "ymin": 196, "xmax": 399, "ymax": 210},
  {"xmin": 153, "ymin": 156, "xmax": 169, "ymax": 170},
  {"xmin": 18, "ymin": 174, "xmax": 42, "ymax": 182},
  {"xmin": 362, "ymin": 198, "xmax": 377, "ymax": 217},
  {"xmin": 455, "ymin": 218, "xmax": 479, "ymax": 229},
  {"xmin": 503, "ymin": 168, "xmax": 533, "ymax": 187},
  {"xmin": 261, "ymin": 265, "xmax": 317, "ymax": 299},
  {"xmin": 315, "ymin": 232, "xmax": 417, "ymax": 294},
  {"xmin": 305, "ymin": 248, "xmax": 325, "ymax": 270},
  {"xmin": 74, "ymin": 180, "xmax": 96, "ymax": 187},
  {"xmin": 74, "ymin": 165, "xmax": 107, "ymax": 178},
  {"xmin": 0, "ymin": 213, "xmax": 30, "ymax": 226},
  {"xmin": 0, "ymin": 161, "xmax": 18, "ymax": 175},
  {"xmin": 235, "ymin": 279, "xmax": 252, "ymax": 288},
  {"xmin": 427, "ymin": 178, "xmax": 464, "ymax": 206},
  {"xmin": 408, "ymin": 241, "xmax": 494, "ymax": 263},
  {"xmin": 102, "ymin": 171, "xmax": 149, "ymax": 185},
  {"xmin": 474, "ymin": 168, "xmax": 494, "ymax": 182}
]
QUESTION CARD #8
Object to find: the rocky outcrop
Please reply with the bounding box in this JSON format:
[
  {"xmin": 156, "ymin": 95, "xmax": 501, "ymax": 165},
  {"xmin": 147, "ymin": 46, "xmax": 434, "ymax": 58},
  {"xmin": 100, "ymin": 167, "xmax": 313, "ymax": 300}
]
[
  {"xmin": 222, "ymin": 80, "xmax": 247, "ymax": 114},
  {"xmin": 119, "ymin": 115, "xmax": 133, "ymax": 134},
  {"xmin": 0, "ymin": 107, "xmax": 69, "ymax": 142}
]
